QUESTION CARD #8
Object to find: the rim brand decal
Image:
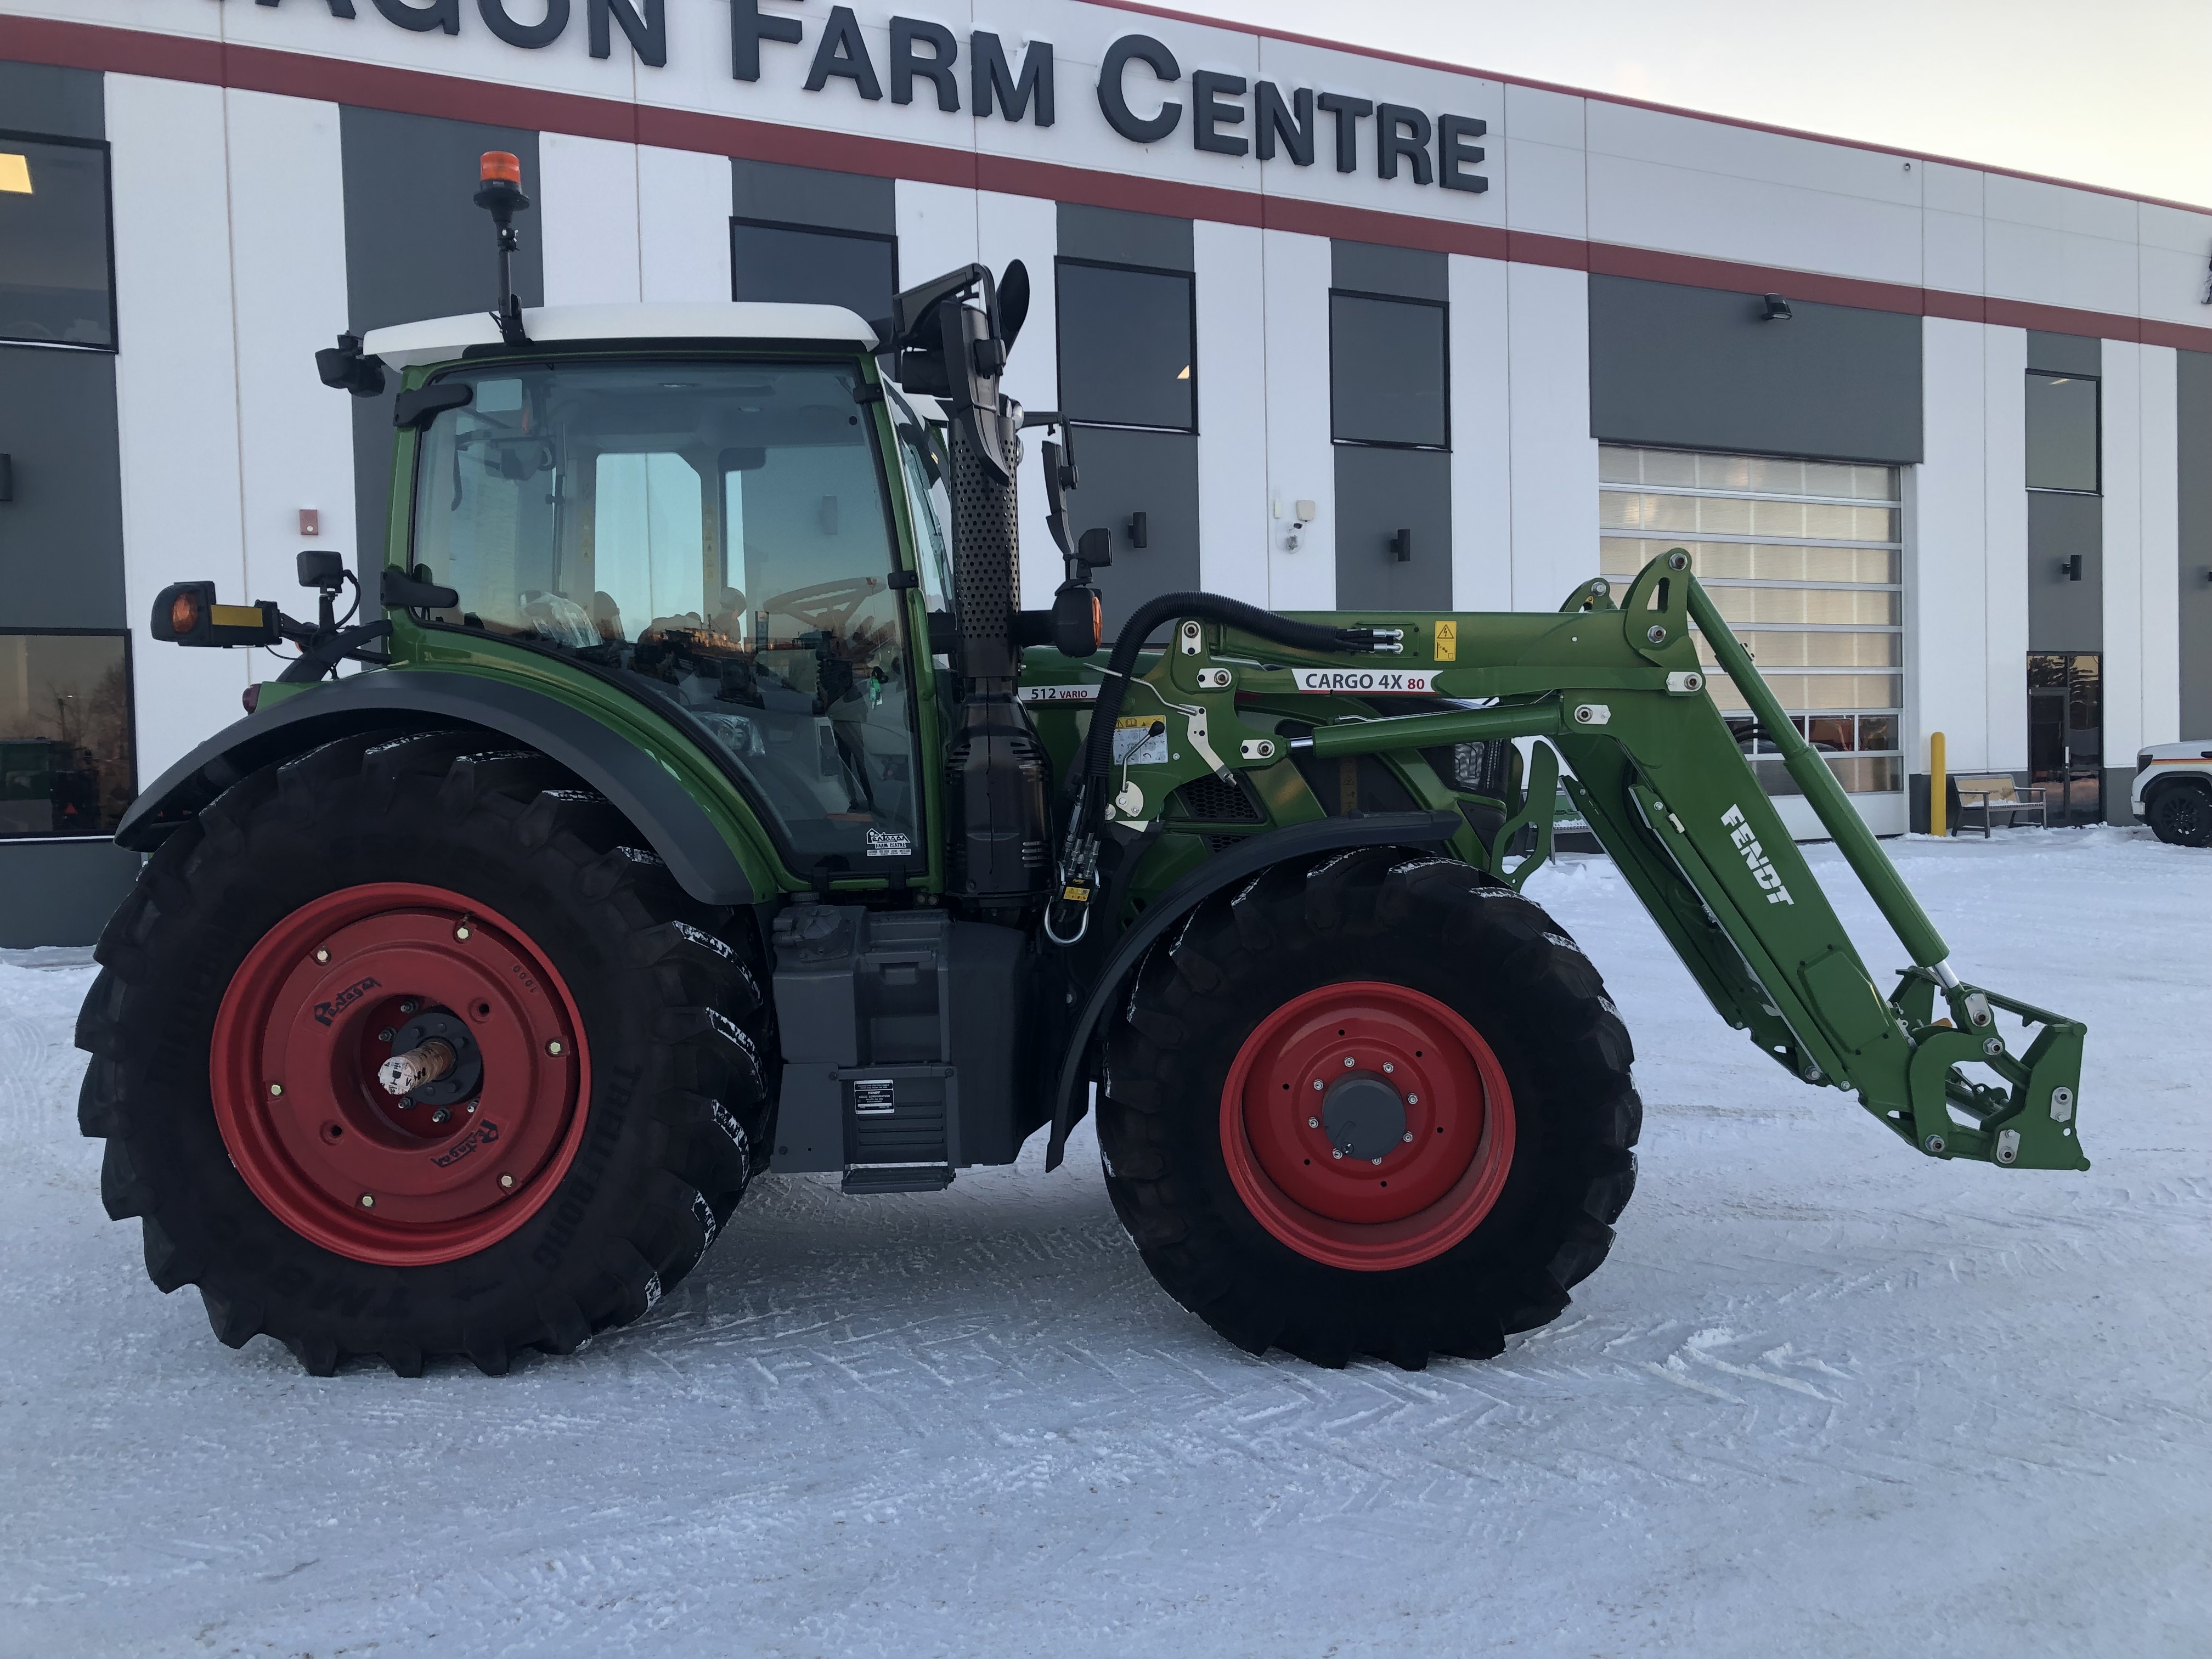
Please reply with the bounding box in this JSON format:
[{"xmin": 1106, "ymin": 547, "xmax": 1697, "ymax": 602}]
[
  {"xmin": 1293, "ymin": 668, "xmax": 1437, "ymax": 693},
  {"xmin": 1720, "ymin": 804, "xmax": 1794, "ymax": 905},
  {"xmin": 431, "ymin": 1119, "xmax": 502, "ymax": 1169},
  {"xmin": 312, "ymin": 975, "xmax": 380, "ymax": 1026}
]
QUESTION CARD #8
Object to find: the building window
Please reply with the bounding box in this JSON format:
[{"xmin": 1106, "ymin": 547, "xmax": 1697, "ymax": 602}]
[
  {"xmin": 0, "ymin": 132, "xmax": 115, "ymax": 351},
  {"xmin": 731, "ymin": 218, "xmax": 899, "ymax": 328},
  {"xmin": 1600, "ymin": 447, "xmax": 1904, "ymax": 795},
  {"xmin": 0, "ymin": 630, "xmax": 135, "ymax": 837},
  {"xmin": 1055, "ymin": 259, "xmax": 1197, "ymax": 432},
  {"xmin": 1330, "ymin": 291, "xmax": 1448, "ymax": 449},
  {"xmin": 2025, "ymin": 371, "xmax": 2100, "ymax": 493}
]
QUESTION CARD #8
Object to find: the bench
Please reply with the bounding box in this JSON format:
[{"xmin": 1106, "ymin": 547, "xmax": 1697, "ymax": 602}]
[{"xmin": 1949, "ymin": 775, "xmax": 2049, "ymax": 837}]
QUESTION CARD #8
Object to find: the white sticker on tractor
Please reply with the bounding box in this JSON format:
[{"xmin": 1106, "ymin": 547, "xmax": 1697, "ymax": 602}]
[
  {"xmin": 1720, "ymin": 804, "xmax": 1793, "ymax": 905},
  {"xmin": 1113, "ymin": 718, "xmax": 1171, "ymax": 766},
  {"xmin": 1293, "ymin": 668, "xmax": 1436, "ymax": 694}
]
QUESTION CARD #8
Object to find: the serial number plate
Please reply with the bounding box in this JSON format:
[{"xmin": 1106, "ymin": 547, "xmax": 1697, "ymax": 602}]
[
  {"xmin": 853, "ymin": 1079, "xmax": 896, "ymax": 1115},
  {"xmin": 1293, "ymin": 668, "xmax": 1437, "ymax": 694}
]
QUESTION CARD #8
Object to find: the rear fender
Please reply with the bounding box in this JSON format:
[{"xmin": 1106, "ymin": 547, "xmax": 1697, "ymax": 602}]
[
  {"xmin": 114, "ymin": 669, "xmax": 758, "ymax": 905},
  {"xmin": 1043, "ymin": 809, "xmax": 1464, "ymax": 1169}
]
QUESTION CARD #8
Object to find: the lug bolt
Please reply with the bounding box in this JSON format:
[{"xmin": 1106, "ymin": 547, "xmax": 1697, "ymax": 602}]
[
  {"xmin": 499, "ymin": 1173, "xmax": 515, "ymax": 1189},
  {"xmin": 1342, "ymin": 1056, "xmax": 1355, "ymax": 1069},
  {"xmin": 396, "ymin": 1097, "xmax": 413, "ymax": 1110},
  {"xmin": 1307, "ymin": 1117, "xmax": 1320, "ymax": 1128},
  {"xmin": 1402, "ymin": 1131, "xmax": 1414, "ymax": 1142},
  {"xmin": 547, "ymin": 1039, "xmax": 564, "ymax": 1056},
  {"xmin": 399, "ymin": 1000, "xmax": 419, "ymax": 1015},
  {"xmin": 1312, "ymin": 1080, "xmax": 1323, "ymax": 1092},
  {"xmin": 1330, "ymin": 1149, "xmax": 1343, "ymax": 1160},
  {"xmin": 431, "ymin": 1107, "xmax": 450, "ymax": 1125},
  {"xmin": 466, "ymin": 1101, "xmax": 477, "ymax": 1114},
  {"xmin": 359, "ymin": 1193, "xmax": 375, "ymax": 1209},
  {"xmin": 1407, "ymin": 1094, "xmax": 1418, "ymax": 1105},
  {"xmin": 314, "ymin": 947, "xmax": 330, "ymax": 964},
  {"xmin": 1371, "ymin": 1157, "xmax": 1383, "ymax": 1166},
  {"xmin": 268, "ymin": 1083, "xmax": 284, "ymax": 1098},
  {"xmin": 1382, "ymin": 1062, "xmax": 1395, "ymax": 1074},
  {"xmin": 378, "ymin": 1028, "xmax": 395, "ymax": 1042},
  {"xmin": 454, "ymin": 924, "xmax": 472, "ymax": 941}
]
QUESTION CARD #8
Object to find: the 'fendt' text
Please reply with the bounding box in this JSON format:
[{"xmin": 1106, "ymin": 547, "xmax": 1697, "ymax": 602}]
[{"xmin": 1720, "ymin": 804, "xmax": 1794, "ymax": 906}]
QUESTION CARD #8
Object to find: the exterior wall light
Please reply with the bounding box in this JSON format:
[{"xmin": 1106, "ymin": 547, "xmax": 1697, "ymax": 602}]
[{"xmin": 1759, "ymin": 294, "xmax": 1793, "ymax": 321}]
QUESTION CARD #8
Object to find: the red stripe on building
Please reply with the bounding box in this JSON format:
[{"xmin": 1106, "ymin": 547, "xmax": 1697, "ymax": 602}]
[{"xmin": 7, "ymin": 14, "xmax": 2210, "ymax": 353}]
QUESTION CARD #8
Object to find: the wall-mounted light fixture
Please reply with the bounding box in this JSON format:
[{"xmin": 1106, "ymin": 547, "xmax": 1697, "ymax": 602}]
[
  {"xmin": 1126, "ymin": 510, "xmax": 1148, "ymax": 549},
  {"xmin": 2062, "ymin": 554, "xmax": 2084, "ymax": 583},
  {"xmin": 1759, "ymin": 294, "xmax": 1793, "ymax": 321},
  {"xmin": 0, "ymin": 454, "xmax": 12, "ymax": 503},
  {"xmin": 1391, "ymin": 527, "xmax": 1413, "ymax": 563}
]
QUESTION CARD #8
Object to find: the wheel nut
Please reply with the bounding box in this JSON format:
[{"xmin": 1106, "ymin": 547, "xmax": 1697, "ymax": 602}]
[
  {"xmin": 378, "ymin": 1028, "xmax": 395, "ymax": 1042},
  {"xmin": 267, "ymin": 1083, "xmax": 284, "ymax": 1098},
  {"xmin": 499, "ymin": 1173, "xmax": 515, "ymax": 1189},
  {"xmin": 399, "ymin": 1000, "xmax": 418, "ymax": 1015},
  {"xmin": 454, "ymin": 924, "xmax": 472, "ymax": 941},
  {"xmin": 1407, "ymin": 1094, "xmax": 1418, "ymax": 1105},
  {"xmin": 1371, "ymin": 1157, "xmax": 1383, "ymax": 1166},
  {"xmin": 1312, "ymin": 1080, "xmax": 1323, "ymax": 1091},
  {"xmin": 1382, "ymin": 1062, "xmax": 1394, "ymax": 1074},
  {"xmin": 1402, "ymin": 1131, "xmax": 1414, "ymax": 1142},
  {"xmin": 1342, "ymin": 1056, "xmax": 1355, "ymax": 1069},
  {"xmin": 1307, "ymin": 1117, "xmax": 1319, "ymax": 1128},
  {"xmin": 546, "ymin": 1039, "xmax": 564, "ymax": 1056},
  {"xmin": 430, "ymin": 1107, "xmax": 450, "ymax": 1125},
  {"xmin": 314, "ymin": 947, "xmax": 330, "ymax": 964},
  {"xmin": 359, "ymin": 1193, "xmax": 375, "ymax": 1209}
]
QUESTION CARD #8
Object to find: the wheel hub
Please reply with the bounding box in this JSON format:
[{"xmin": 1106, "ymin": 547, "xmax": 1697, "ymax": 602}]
[
  {"xmin": 210, "ymin": 882, "xmax": 591, "ymax": 1267},
  {"xmin": 1219, "ymin": 980, "xmax": 1516, "ymax": 1272}
]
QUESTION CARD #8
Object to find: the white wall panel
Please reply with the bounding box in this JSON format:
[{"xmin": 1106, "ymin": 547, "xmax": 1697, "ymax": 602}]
[
  {"xmin": 2101, "ymin": 342, "xmax": 2145, "ymax": 774},
  {"xmin": 1982, "ymin": 219, "xmax": 2137, "ymax": 316},
  {"xmin": 976, "ymin": 189, "xmax": 1061, "ymax": 610},
  {"xmin": 1503, "ymin": 139, "xmax": 1587, "ymax": 241},
  {"xmin": 1911, "ymin": 318, "xmax": 1991, "ymax": 770},
  {"xmin": 637, "ymin": 146, "xmax": 730, "ymax": 304},
  {"xmin": 2136, "ymin": 345, "xmax": 2181, "ymax": 750},
  {"xmin": 1447, "ymin": 254, "xmax": 1511, "ymax": 608},
  {"xmin": 1923, "ymin": 210, "xmax": 1984, "ymax": 297},
  {"xmin": 540, "ymin": 134, "xmax": 642, "ymax": 307},
  {"xmin": 1983, "ymin": 328, "xmax": 2030, "ymax": 772},
  {"xmin": 895, "ymin": 180, "xmax": 979, "ymax": 299},
  {"xmin": 1587, "ymin": 154, "xmax": 1922, "ymax": 286},
  {"xmin": 107, "ymin": 75, "xmax": 251, "ymax": 779},
  {"xmin": 1193, "ymin": 218, "xmax": 1268, "ymax": 605},
  {"xmin": 1261, "ymin": 229, "xmax": 1334, "ymax": 612},
  {"xmin": 1504, "ymin": 262, "xmax": 1595, "ymax": 612},
  {"xmin": 1587, "ymin": 100, "xmax": 1920, "ymax": 208},
  {"xmin": 222, "ymin": 91, "xmax": 357, "ymax": 630}
]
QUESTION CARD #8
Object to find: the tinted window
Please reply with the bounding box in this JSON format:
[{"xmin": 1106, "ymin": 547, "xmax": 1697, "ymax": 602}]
[
  {"xmin": 2027, "ymin": 371, "xmax": 2099, "ymax": 493},
  {"xmin": 1331, "ymin": 292, "xmax": 1447, "ymax": 448},
  {"xmin": 1056, "ymin": 260, "xmax": 1195, "ymax": 431},
  {"xmin": 0, "ymin": 630, "xmax": 133, "ymax": 836},
  {"xmin": 732, "ymin": 219, "xmax": 898, "ymax": 326},
  {"xmin": 0, "ymin": 135, "xmax": 114, "ymax": 349},
  {"xmin": 410, "ymin": 360, "xmax": 924, "ymax": 873}
]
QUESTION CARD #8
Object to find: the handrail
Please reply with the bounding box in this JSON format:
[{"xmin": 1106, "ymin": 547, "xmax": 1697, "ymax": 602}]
[{"xmin": 1683, "ymin": 567, "xmax": 1953, "ymax": 971}]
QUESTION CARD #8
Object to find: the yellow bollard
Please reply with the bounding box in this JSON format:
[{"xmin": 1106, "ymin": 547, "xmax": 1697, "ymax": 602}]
[{"xmin": 1930, "ymin": 731, "xmax": 1947, "ymax": 838}]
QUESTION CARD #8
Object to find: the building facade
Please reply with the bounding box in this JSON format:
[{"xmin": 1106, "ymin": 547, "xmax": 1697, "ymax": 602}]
[{"xmin": 2, "ymin": 0, "xmax": 2208, "ymax": 944}]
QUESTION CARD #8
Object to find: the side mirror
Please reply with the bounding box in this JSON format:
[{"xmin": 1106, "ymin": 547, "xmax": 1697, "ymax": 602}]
[{"xmin": 1076, "ymin": 526, "xmax": 1113, "ymax": 571}]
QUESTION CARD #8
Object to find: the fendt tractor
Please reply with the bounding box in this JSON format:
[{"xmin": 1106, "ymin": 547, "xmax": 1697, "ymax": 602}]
[{"xmin": 77, "ymin": 156, "xmax": 2089, "ymax": 1378}]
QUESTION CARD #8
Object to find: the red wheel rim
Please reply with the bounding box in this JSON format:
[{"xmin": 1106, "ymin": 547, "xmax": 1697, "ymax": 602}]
[
  {"xmin": 210, "ymin": 882, "xmax": 591, "ymax": 1267},
  {"xmin": 1219, "ymin": 981, "xmax": 1516, "ymax": 1272}
]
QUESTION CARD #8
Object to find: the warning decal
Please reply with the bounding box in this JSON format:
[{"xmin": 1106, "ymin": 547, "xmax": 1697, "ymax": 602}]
[{"xmin": 1433, "ymin": 620, "xmax": 1457, "ymax": 662}]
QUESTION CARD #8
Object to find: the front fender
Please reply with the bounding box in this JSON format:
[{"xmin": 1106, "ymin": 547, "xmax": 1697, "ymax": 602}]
[
  {"xmin": 1043, "ymin": 809, "xmax": 1464, "ymax": 1170},
  {"xmin": 115, "ymin": 668, "xmax": 757, "ymax": 906}
]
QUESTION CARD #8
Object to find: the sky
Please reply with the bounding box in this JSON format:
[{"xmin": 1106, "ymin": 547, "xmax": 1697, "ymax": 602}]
[{"xmin": 1183, "ymin": 0, "xmax": 2212, "ymax": 209}]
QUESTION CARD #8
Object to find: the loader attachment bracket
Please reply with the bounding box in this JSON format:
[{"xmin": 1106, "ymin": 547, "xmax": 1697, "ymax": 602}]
[{"xmin": 1892, "ymin": 969, "xmax": 2088, "ymax": 1170}]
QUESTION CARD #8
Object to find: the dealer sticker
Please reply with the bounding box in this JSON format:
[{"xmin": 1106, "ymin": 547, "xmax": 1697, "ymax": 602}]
[{"xmin": 1293, "ymin": 668, "xmax": 1437, "ymax": 694}]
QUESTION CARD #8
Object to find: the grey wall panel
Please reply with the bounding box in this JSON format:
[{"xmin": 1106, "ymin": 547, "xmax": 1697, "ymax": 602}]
[
  {"xmin": 1334, "ymin": 445, "xmax": 1452, "ymax": 609},
  {"xmin": 2027, "ymin": 489, "xmax": 2102, "ymax": 653},
  {"xmin": 2027, "ymin": 330, "xmax": 2101, "ymax": 377},
  {"xmin": 733, "ymin": 159, "xmax": 894, "ymax": 234},
  {"xmin": 0, "ymin": 346, "xmax": 125, "ymax": 628},
  {"xmin": 1057, "ymin": 204, "xmax": 1193, "ymax": 273},
  {"xmin": 0, "ymin": 838, "xmax": 140, "ymax": 947},
  {"xmin": 2181, "ymin": 351, "xmax": 2212, "ymax": 739},
  {"xmin": 1064, "ymin": 426, "xmax": 1199, "ymax": 637},
  {"xmin": 1331, "ymin": 240, "xmax": 1446, "ymax": 301},
  {"xmin": 340, "ymin": 108, "xmax": 541, "ymax": 566},
  {"xmin": 1588, "ymin": 276, "xmax": 1922, "ymax": 464},
  {"xmin": 0, "ymin": 61, "xmax": 103, "ymax": 141}
]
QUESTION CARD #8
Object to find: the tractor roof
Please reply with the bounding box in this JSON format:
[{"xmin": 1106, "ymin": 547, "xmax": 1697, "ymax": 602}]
[{"xmin": 362, "ymin": 302, "xmax": 879, "ymax": 370}]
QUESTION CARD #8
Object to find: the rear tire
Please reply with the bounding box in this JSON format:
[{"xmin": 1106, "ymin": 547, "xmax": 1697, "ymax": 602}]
[
  {"xmin": 75, "ymin": 729, "xmax": 773, "ymax": 1376},
  {"xmin": 1097, "ymin": 848, "xmax": 1640, "ymax": 1369},
  {"xmin": 2147, "ymin": 786, "xmax": 2212, "ymax": 848}
]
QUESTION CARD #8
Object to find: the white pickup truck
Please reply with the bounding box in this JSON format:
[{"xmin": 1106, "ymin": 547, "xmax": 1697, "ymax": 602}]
[{"xmin": 2132, "ymin": 741, "xmax": 2212, "ymax": 846}]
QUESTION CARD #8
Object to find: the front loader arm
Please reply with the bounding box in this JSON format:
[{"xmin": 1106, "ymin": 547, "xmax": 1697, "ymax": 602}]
[{"xmin": 1153, "ymin": 551, "xmax": 2091, "ymax": 1173}]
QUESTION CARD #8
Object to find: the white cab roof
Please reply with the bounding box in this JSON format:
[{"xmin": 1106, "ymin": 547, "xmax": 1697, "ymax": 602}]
[{"xmin": 362, "ymin": 302, "xmax": 878, "ymax": 369}]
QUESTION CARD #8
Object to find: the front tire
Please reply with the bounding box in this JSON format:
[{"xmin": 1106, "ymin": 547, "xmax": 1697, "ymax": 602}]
[
  {"xmin": 1097, "ymin": 848, "xmax": 1640, "ymax": 1369},
  {"xmin": 75, "ymin": 729, "xmax": 772, "ymax": 1375},
  {"xmin": 2147, "ymin": 786, "xmax": 2212, "ymax": 847}
]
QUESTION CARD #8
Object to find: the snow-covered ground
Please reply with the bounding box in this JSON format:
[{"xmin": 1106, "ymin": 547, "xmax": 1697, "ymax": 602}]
[{"xmin": 2, "ymin": 828, "xmax": 2206, "ymax": 1658}]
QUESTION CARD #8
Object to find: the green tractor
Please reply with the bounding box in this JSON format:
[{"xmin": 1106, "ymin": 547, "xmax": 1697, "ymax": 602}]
[{"xmin": 80, "ymin": 158, "xmax": 2088, "ymax": 1377}]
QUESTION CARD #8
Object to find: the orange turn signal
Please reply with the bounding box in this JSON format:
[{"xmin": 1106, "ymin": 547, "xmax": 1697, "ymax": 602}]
[
  {"xmin": 169, "ymin": 589, "xmax": 204, "ymax": 638},
  {"xmin": 479, "ymin": 151, "xmax": 522, "ymax": 184}
]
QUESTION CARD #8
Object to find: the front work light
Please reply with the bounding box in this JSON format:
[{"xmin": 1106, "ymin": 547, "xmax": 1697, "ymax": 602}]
[{"xmin": 151, "ymin": 581, "xmax": 281, "ymax": 648}]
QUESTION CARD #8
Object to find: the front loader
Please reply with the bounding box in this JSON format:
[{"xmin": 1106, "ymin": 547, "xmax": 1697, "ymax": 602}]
[{"xmin": 77, "ymin": 155, "xmax": 2085, "ymax": 1376}]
